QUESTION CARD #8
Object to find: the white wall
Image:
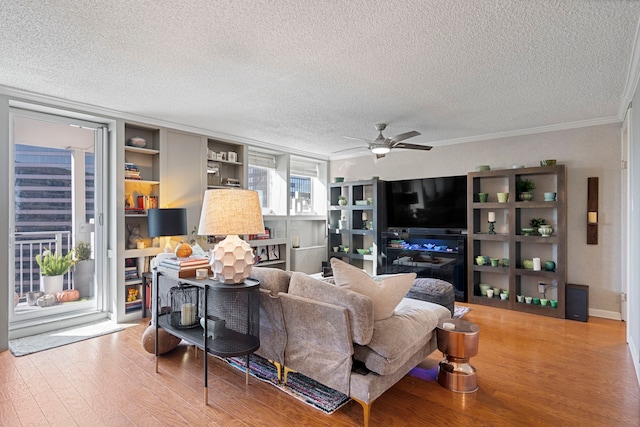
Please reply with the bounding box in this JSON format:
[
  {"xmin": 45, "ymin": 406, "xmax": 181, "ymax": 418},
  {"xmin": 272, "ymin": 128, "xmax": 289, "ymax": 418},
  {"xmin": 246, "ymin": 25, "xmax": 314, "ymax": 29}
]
[{"xmin": 330, "ymin": 123, "xmax": 622, "ymax": 317}]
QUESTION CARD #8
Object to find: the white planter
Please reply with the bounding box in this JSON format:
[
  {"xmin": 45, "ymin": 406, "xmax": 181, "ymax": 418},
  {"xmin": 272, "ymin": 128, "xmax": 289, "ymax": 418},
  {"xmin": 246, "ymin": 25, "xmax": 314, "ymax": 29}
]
[{"xmin": 40, "ymin": 274, "xmax": 64, "ymax": 295}]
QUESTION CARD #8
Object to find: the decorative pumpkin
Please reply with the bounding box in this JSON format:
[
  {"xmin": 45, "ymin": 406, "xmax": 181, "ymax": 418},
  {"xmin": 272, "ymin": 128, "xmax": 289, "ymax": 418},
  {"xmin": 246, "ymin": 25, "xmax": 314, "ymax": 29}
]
[
  {"xmin": 55, "ymin": 289, "xmax": 80, "ymax": 302},
  {"xmin": 175, "ymin": 241, "xmax": 193, "ymax": 258}
]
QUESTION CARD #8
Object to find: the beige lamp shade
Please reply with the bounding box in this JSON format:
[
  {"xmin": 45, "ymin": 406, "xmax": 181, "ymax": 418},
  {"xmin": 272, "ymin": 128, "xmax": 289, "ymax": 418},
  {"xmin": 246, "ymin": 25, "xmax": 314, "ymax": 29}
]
[
  {"xmin": 198, "ymin": 189, "xmax": 265, "ymax": 236},
  {"xmin": 197, "ymin": 189, "xmax": 265, "ymax": 284}
]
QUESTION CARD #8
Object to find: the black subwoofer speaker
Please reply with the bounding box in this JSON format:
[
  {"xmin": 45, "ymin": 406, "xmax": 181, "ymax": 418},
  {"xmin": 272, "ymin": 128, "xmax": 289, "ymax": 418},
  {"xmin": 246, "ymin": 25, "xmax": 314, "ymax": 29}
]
[{"xmin": 566, "ymin": 283, "xmax": 589, "ymax": 322}]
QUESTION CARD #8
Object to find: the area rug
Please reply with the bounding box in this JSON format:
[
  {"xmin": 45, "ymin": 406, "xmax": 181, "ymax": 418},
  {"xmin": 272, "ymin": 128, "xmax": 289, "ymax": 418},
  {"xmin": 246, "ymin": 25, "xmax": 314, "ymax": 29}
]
[
  {"xmin": 9, "ymin": 320, "xmax": 123, "ymax": 357},
  {"xmin": 454, "ymin": 305, "xmax": 470, "ymax": 318},
  {"xmin": 226, "ymin": 354, "xmax": 350, "ymax": 414}
]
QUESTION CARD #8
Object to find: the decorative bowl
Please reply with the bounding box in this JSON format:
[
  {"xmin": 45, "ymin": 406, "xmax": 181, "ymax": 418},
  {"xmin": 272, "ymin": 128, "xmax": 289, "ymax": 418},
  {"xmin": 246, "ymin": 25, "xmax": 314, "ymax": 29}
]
[
  {"xmin": 479, "ymin": 284, "xmax": 491, "ymax": 296},
  {"xmin": 522, "ymin": 259, "xmax": 534, "ymax": 269},
  {"xmin": 355, "ymin": 200, "xmax": 368, "ymax": 206},
  {"xmin": 126, "ymin": 136, "xmax": 147, "ymax": 148},
  {"xmin": 334, "ymin": 177, "xmax": 344, "ymax": 182},
  {"xmin": 540, "ymin": 159, "xmax": 557, "ymax": 166},
  {"xmin": 476, "ymin": 165, "xmax": 491, "ymax": 171},
  {"xmin": 521, "ymin": 227, "xmax": 535, "ymax": 236},
  {"xmin": 538, "ymin": 225, "xmax": 554, "ymax": 237},
  {"xmin": 356, "ymin": 249, "xmax": 370, "ymax": 255}
]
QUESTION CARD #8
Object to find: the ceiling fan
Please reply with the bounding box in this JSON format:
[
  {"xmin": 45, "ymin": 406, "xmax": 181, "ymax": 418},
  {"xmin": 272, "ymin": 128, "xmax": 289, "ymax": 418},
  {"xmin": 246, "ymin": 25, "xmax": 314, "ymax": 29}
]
[{"xmin": 338, "ymin": 123, "xmax": 432, "ymax": 158}]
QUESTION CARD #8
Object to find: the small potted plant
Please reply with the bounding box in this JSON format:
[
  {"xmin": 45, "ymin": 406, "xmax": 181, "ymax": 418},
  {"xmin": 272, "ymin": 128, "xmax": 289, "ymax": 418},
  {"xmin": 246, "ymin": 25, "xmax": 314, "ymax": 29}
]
[
  {"xmin": 517, "ymin": 179, "xmax": 536, "ymax": 201},
  {"xmin": 338, "ymin": 195, "xmax": 347, "ymax": 206},
  {"xmin": 36, "ymin": 249, "xmax": 75, "ymax": 294},
  {"xmin": 73, "ymin": 241, "xmax": 94, "ymax": 298},
  {"xmin": 529, "ymin": 218, "xmax": 546, "ymax": 228},
  {"xmin": 530, "ymin": 218, "xmax": 553, "ymax": 237}
]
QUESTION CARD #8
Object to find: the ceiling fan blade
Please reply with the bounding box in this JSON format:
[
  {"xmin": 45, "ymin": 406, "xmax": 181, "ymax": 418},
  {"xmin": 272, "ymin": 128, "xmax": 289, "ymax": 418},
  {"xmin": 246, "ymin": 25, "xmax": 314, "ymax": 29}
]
[
  {"xmin": 393, "ymin": 142, "xmax": 433, "ymax": 151},
  {"xmin": 389, "ymin": 131, "xmax": 421, "ymax": 145},
  {"xmin": 344, "ymin": 136, "xmax": 372, "ymax": 142},
  {"xmin": 333, "ymin": 145, "xmax": 369, "ymax": 154}
]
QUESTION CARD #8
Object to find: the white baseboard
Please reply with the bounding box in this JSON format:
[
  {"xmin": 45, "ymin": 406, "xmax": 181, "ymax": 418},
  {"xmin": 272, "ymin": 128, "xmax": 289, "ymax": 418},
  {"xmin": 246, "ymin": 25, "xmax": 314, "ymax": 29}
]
[{"xmin": 589, "ymin": 308, "xmax": 622, "ymax": 321}]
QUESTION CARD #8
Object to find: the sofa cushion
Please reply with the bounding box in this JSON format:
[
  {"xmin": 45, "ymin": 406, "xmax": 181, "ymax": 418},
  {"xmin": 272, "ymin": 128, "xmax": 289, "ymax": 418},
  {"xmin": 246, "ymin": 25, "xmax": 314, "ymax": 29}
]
[
  {"xmin": 250, "ymin": 266, "xmax": 292, "ymax": 296},
  {"xmin": 330, "ymin": 258, "xmax": 416, "ymax": 321},
  {"xmin": 287, "ymin": 272, "xmax": 374, "ymax": 345},
  {"xmin": 353, "ymin": 298, "xmax": 451, "ymax": 375}
]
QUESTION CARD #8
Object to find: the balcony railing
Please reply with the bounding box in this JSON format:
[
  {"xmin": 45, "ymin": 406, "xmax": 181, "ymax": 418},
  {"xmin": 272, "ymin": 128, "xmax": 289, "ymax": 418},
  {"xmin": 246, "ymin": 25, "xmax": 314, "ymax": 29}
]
[{"xmin": 14, "ymin": 231, "xmax": 72, "ymax": 299}]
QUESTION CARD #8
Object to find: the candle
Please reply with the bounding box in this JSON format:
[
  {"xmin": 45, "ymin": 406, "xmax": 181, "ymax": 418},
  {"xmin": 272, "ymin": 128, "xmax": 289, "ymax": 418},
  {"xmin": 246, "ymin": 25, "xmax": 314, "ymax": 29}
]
[
  {"xmin": 533, "ymin": 257, "xmax": 541, "ymax": 271},
  {"xmin": 181, "ymin": 303, "xmax": 196, "ymax": 326},
  {"xmin": 362, "ymin": 212, "xmax": 367, "ymax": 221},
  {"xmin": 488, "ymin": 211, "xmax": 496, "ymax": 222},
  {"xmin": 292, "ymin": 235, "xmax": 300, "ymax": 248}
]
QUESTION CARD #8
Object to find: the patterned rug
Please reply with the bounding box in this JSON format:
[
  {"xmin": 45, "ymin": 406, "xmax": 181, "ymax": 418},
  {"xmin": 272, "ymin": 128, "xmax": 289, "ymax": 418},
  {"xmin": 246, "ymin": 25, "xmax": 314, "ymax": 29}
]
[
  {"xmin": 454, "ymin": 305, "xmax": 470, "ymax": 318},
  {"xmin": 226, "ymin": 354, "xmax": 350, "ymax": 414}
]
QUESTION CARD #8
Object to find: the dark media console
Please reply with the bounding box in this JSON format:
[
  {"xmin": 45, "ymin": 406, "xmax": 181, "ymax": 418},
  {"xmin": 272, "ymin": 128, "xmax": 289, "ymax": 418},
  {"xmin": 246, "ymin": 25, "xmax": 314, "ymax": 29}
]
[{"xmin": 380, "ymin": 228, "xmax": 467, "ymax": 301}]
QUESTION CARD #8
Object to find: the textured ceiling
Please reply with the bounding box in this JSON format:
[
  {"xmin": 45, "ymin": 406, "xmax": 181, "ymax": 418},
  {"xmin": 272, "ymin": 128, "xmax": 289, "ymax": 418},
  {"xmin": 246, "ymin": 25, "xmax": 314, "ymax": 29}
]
[{"xmin": 1, "ymin": 1, "xmax": 639, "ymax": 159}]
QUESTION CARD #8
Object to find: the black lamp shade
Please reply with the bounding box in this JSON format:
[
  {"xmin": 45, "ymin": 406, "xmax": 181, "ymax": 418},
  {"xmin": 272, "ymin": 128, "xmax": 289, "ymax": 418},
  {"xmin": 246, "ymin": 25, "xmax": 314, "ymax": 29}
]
[{"xmin": 148, "ymin": 208, "xmax": 188, "ymax": 237}]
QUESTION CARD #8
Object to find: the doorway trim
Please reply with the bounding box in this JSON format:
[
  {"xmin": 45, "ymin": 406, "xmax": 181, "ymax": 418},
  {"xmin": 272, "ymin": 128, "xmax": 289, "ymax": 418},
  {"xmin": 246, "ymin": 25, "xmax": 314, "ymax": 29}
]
[{"xmin": 8, "ymin": 105, "xmax": 111, "ymax": 338}]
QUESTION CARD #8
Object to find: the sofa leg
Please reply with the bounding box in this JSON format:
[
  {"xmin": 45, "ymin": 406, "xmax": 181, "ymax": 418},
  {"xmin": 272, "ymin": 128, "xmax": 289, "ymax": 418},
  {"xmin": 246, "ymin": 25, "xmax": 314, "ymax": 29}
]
[
  {"xmin": 351, "ymin": 396, "xmax": 374, "ymax": 427},
  {"xmin": 270, "ymin": 360, "xmax": 283, "ymax": 383},
  {"xmin": 283, "ymin": 366, "xmax": 297, "ymax": 385}
]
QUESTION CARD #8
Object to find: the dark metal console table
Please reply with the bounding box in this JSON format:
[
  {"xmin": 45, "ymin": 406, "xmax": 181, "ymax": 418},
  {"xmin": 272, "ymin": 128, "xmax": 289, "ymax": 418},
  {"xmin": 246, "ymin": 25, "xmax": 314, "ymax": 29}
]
[{"xmin": 153, "ymin": 268, "xmax": 260, "ymax": 404}]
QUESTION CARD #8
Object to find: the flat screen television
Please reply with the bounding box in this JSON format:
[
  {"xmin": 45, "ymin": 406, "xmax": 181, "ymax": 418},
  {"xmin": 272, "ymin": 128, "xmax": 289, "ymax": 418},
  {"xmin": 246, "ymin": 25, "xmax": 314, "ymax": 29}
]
[{"xmin": 386, "ymin": 175, "xmax": 467, "ymax": 230}]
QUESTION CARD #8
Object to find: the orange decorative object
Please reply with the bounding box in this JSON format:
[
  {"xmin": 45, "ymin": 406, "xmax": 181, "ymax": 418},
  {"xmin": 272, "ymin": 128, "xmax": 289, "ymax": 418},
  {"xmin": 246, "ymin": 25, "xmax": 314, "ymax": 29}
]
[
  {"xmin": 175, "ymin": 241, "xmax": 193, "ymax": 258},
  {"xmin": 55, "ymin": 289, "xmax": 80, "ymax": 303}
]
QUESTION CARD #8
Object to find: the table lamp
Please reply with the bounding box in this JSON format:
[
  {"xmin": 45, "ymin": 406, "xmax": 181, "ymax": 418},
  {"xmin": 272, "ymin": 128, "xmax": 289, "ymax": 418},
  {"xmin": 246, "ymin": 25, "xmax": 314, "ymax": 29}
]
[
  {"xmin": 197, "ymin": 189, "xmax": 265, "ymax": 284},
  {"xmin": 148, "ymin": 208, "xmax": 188, "ymax": 253}
]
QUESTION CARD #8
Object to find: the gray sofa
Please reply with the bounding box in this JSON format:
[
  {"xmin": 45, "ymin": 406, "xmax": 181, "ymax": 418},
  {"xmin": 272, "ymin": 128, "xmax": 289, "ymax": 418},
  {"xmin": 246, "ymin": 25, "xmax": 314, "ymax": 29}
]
[{"xmin": 250, "ymin": 266, "xmax": 451, "ymax": 426}]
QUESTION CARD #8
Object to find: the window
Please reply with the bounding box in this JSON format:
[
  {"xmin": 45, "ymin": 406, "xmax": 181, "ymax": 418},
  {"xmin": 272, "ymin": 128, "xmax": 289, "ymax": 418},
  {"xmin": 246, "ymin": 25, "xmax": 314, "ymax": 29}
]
[
  {"xmin": 248, "ymin": 152, "xmax": 284, "ymax": 215},
  {"xmin": 290, "ymin": 157, "xmax": 325, "ymax": 216},
  {"xmin": 248, "ymin": 151, "xmax": 326, "ymax": 216}
]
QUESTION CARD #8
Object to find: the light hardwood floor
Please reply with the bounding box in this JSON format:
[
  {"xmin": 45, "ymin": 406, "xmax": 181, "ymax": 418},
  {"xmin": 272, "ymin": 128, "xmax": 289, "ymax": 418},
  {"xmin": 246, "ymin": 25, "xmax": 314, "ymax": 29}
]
[{"xmin": 1, "ymin": 304, "xmax": 638, "ymax": 426}]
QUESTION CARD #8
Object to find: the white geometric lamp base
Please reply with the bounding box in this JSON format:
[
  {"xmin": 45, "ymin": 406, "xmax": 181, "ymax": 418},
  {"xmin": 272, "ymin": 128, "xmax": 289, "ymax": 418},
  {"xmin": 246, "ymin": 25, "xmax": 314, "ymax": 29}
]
[{"xmin": 211, "ymin": 234, "xmax": 255, "ymax": 284}]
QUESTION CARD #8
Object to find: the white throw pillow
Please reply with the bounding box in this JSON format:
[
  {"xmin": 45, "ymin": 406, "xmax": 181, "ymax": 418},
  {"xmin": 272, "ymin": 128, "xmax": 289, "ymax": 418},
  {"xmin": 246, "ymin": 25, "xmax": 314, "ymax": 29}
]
[{"xmin": 330, "ymin": 258, "xmax": 416, "ymax": 321}]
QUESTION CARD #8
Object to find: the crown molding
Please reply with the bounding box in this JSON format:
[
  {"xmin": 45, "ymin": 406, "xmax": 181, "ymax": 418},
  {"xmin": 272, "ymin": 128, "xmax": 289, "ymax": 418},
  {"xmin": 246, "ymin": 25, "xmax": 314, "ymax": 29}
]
[
  {"xmin": 431, "ymin": 116, "xmax": 621, "ymax": 148},
  {"xmin": 0, "ymin": 85, "xmax": 329, "ymax": 161}
]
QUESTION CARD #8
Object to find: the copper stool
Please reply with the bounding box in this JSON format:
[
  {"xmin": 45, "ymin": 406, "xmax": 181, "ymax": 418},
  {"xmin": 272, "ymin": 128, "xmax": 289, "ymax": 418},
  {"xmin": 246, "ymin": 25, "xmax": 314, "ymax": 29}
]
[{"xmin": 436, "ymin": 318, "xmax": 480, "ymax": 393}]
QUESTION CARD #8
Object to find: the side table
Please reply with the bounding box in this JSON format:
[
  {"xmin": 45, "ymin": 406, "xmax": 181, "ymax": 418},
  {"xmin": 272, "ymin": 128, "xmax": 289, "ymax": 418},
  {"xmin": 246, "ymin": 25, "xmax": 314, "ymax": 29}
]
[
  {"xmin": 153, "ymin": 269, "xmax": 260, "ymax": 404},
  {"xmin": 436, "ymin": 318, "xmax": 480, "ymax": 393}
]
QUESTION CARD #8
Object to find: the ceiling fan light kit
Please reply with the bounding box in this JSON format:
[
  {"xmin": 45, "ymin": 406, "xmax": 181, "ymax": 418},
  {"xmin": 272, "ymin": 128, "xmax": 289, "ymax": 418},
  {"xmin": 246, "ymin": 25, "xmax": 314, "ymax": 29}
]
[{"xmin": 371, "ymin": 145, "xmax": 390, "ymax": 154}]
